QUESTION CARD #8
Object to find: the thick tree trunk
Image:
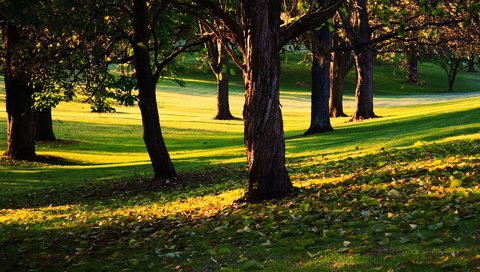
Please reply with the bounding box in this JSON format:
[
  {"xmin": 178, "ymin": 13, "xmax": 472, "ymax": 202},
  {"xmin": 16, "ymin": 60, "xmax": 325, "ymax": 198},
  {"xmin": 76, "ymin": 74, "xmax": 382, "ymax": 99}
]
[
  {"xmin": 213, "ymin": 45, "xmax": 235, "ymax": 120},
  {"xmin": 351, "ymin": 47, "xmax": 376, "ymax": 121},
  {"xmin": 3, "ymin": 23, "xmax": 36, "ymax": 160},
  {"xmin": 4, "ymin": 76, "xmax": 36, "ymax": 159},
  {"xmin": 406, "ymin": 47, "xmax": 419, "ymax": 83},
  {"xmin": 467, "ymin": 54, "xmax": 476, "ymax": 72},
  {"xmin": 305, "ymin": 27, "xmax": 333, "ymax": 135},
  {"xmin": 242, "ymin": 0, "xmax": 292, "ymax": 201},
  {"xmin": 35, "ymin": 108, "xmax": 56, "ymax": 141},
  {"xmin": 350, "ymin": 0, "xmax": 376, "ymax": 121},
  {"xmin": 132, "ymin": 0, "xmax": 176, "ymax": 180},
  {"xmin": 329, "ymin": 50, "xmax": 353, "ymax": 118}
]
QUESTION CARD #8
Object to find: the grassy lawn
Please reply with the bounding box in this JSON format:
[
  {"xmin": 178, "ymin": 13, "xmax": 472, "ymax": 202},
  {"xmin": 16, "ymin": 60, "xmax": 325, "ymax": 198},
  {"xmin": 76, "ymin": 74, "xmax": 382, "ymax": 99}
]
[{"xmin": 0, "ymin": 60, "xmax": 480, "ymax": 271}]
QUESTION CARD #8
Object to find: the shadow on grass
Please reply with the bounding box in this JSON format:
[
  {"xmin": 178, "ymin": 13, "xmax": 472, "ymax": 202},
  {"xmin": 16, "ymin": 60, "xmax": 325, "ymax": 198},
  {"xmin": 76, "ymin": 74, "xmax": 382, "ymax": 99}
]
[
  {"xmin": 286, "ymin": 106, "xmax": 480, "ymax": 159},
  {"xmin": 0, "ymin": 154, "xmax": 85, "ymax": 167},
  {"xmin": 0, "ymin": 162, "xmax": 247, "ymax": 210},
  {"xmin": 1, "ymin": 139, "xmax": 479, "ymax": 272}
]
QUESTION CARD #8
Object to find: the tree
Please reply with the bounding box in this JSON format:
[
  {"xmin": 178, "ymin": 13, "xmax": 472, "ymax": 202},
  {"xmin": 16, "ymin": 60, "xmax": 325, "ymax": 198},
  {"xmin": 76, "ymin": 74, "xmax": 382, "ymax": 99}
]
[
  {"xmin": 404, "ymin": 42, "xmax": 420, "ymax": 83},
  {"xmin": 304, "ymin": 19, "xmax": 333, "ymax": 135},
  {"xmin": 425, "ymin": 24, "xmax": 477, "ymax": 92},
  {"xmin": 467, "ymin": 54, "xmax": 476, "ymax": 72},
  {"xmin": 336, "ymin": 0, "xmax": 474, "ymax": 121},
  {"xmin": 34, "ymin": 108, "xmax": 56, "ymax": 141},
  {"xmin": 2, "ymin": 0, "xmax": 94, "ymax": 157},
  {"xmin": 130, "ymin": 0, "xmax": 177, "ymax": 180},
  {"xmin": 430, "ymin": 47, "xmax": 466, "ymax": 92},
  {"xmin": 183, "ymin": 0, "xmax": 342, "ymax": 201},
  {"xmin": 340, "ymin": 0, "xmax": 377, "ymax": 121},
  {"xmin": 90, "ymin": 0, "xmax": 208, "ymax": 181},
  {"xmin": 3, "ymin": 23, "xmax": 36, "ymax": 159},
  {"xmin": 329, "ymin": 31, "xmax": 353, "ymax": 118},
  {"xmin": 201, "ymin": 28, "xmax": 237, "ymax": 120}
]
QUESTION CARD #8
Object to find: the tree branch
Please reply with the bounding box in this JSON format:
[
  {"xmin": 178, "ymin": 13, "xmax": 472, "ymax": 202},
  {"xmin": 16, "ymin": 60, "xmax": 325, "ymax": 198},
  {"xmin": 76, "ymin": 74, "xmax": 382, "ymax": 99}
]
[
  {"xmin": 281, "ymin": 0, "xmax": 344, "ymax": 45},
  {"xmin": 152, "ymin": 36, "xmax": 209, "ymax": 83}
]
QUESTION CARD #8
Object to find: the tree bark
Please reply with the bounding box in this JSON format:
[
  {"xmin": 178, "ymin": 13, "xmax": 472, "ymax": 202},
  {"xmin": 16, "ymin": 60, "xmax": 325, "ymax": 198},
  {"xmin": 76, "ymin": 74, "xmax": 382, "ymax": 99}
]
[
  {"xmin": 352, "ymin": 47, "xmax": 376, "ymax": 120},
  {"xmin": 132, "ymin": 0, "xmax": 176, "ymax": 180},
  {"xmin": 329, "ymin": 48, "xmax": 353, "ymax": 118},
  {"xmin": 447, "ymin": 78, "xmax": 454, "ymax": 92},
  {"xmin": 447, "ymin": 62, "xmax": 459, "ymax": 92},
  {"xmin": 4, "ymin": 76, "xmax": 36, "ymax": 160},
  {"xmin": 350, "ymin": 0, "xmax": 376, "ymax": 121},
  {"xmin": 35, "ymin": 108, "xmax": 56, "ymax": 141},
  {"xmin": 3, "ymin": 23, "xmax": 36, "ymax": 160},
  {"xmin": 241, "ymin": 0, "xmax": 292, "ymax": 201},
  {"xmin": 406, "ymin": 45, "xmax": 419, "ymax": 83},
  {"xmin": 214, "ymin": 64, "xmax": 235, "ymax": 120},
  {"xmin": 467, "ymin": 54, "xmax": 476, "ymax": 72},
  {"xmin": 207, "ymin": 39, "xmax": 236, "ymax": 120},
  {"xmin": 304, "ymin": 27, "xmax": 333, "ymax": 135}
]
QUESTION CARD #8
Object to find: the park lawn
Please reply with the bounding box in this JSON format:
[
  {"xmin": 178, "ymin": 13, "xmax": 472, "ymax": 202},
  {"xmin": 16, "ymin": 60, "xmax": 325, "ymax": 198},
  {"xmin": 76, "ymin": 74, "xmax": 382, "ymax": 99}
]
[{"xmin": 0, "ymin": 62, "xmax": 480, "ymax": 271}]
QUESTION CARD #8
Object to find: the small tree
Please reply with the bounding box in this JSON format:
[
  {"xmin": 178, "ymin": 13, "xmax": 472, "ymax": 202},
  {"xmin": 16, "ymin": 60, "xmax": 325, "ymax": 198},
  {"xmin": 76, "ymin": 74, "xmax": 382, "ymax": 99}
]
[
  {"xmin": 199, "ymin": 23, "xmax": 237, "ymax": 120},
  {"xmin": 428, "ymin": 46, "xmax": 467, "ymax": 92},
  {"xmin": 425, "ymin": 20, "xmax": 479, "ymax": 92}
]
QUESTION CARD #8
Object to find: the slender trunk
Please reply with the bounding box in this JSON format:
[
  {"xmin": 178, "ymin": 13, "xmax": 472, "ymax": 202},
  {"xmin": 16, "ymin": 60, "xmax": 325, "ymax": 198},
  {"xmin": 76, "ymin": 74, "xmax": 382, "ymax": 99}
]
[
  {"xmin": 305, "ymin": 27, "xmax": 333, "ymax": 135},
  {"xmin": 406, "ymin": 46, "xmax": 419, "ymax": 83},
  {"xmin": 3, "ymin": 23, "xmax": 36, "ymax": 160},
  {"xmin": 447, "ymin": 56, "xmax": 462, "ymax": 92},
  {"xmin": 132, "ymin": 0, "xmax": 176, "ymax": 180},
  {"xmin": 242, "ymin": 0, "xmax": 292, "ymax": 201},
  {"xmin": 214, "ymin": 45, "xmax": 235, "ymax": 120},
  {"xmin": 467, "ymin": 54, "xmax": 476, "ymax": 72},
  {"xmin": 329, "ymin": 50, "xmax": 353, "ymax": 118},
  {"xmin": 448, "ymin": 77, "xmax": 454, "ymax": 92},
  {"xmin": 351, "ymin": 0, "xmax": 376, "ymax": 121},
  {"xmin": 448, "ymin": 66, "xmax": 458, "ymax": 92},
  {"xmin": 35, "ymin": 108, "xmax": 56, "ymax": 141}
]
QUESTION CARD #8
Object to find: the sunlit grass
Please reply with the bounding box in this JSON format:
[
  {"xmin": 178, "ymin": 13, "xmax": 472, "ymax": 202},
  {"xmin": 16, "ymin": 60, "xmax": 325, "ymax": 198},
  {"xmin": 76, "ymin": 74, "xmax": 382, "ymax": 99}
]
[{"xmin": 0, "ymin": 61, "xmax": 479, "ymax": 271}]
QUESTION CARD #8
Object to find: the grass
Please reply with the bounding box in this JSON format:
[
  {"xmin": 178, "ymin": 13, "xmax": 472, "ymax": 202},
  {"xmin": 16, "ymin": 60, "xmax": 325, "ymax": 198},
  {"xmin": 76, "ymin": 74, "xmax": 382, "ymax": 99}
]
[{"xmin": 0, "ymin": 58, "xmax": 480, "ymax": 271}]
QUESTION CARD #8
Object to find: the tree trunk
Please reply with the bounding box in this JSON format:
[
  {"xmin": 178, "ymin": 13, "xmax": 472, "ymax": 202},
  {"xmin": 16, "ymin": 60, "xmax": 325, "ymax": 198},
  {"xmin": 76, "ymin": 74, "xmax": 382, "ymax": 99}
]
[
  {"xmin": 3, "ymin": 23, "xmax": 36, "ymax": 160},
  {"xmin": 351, "ymin": 47, "xmax": 376, "ymax": 120},
  {"xmin": 213, "ymin": 44, "xmax": 235, "ymax": 120},
  {"xmin": 35, "ymin": 108, "xmax": 56, "ymax": 141},
  {"xmin": 329, "ymin": 50, "xmax": 353, "ymax": 118},
  {"xmin": 241, "ymin": 0, "xmax": 292, "ymax": 201},
  {"xmin": 448, "ymin": 65, "xmax": 458, "ymax": 92},
  {"xmin": 467, "ymin": 54, "xmax": 476, "ymax": 72},
  {"xmin": 304, "ymin": 27, "xmax": 333, "ymax": 135},
  {"xmin": 448, "ymin": 77, "xmax": 454, "ymax": 92},
  {"xmin": 351, "ymin": 0, "xmax": 376, "ymax": 121},
  {"xmin": 4, "ymin": 76, "xmax": 36, "ymax": 160},
  {"xmin": 132, "ymin": 0, "xmax": 176, "ymax": 180},
  {"xmin": 406, "ymin": 46, "xmax": 419, "ymax": 83}
]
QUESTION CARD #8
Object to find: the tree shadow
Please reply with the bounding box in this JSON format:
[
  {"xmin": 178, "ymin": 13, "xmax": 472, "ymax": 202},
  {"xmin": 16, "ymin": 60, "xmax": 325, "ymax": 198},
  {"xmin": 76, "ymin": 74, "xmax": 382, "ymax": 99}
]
[
  {"xmin": 0, "ymin": 154, "xmax": 85, "ymax": 166},
  {"xmin": 286, "ymin": 106, "xmax": 480, "ymax": 160},
  {"xmin": 1, "ymin": 154, "xmax": 478, "ymax": 272},
  {"xmin": 0, "ymin": 162, "xmax": 247, "ymax": 210}
]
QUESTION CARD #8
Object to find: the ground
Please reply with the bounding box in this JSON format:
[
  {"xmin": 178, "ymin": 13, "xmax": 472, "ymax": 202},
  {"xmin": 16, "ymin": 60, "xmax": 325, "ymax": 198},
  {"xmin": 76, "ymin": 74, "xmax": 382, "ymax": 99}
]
[{"xmin": 0, "ymin": 60, "xmax": 479, "ymax": 271}]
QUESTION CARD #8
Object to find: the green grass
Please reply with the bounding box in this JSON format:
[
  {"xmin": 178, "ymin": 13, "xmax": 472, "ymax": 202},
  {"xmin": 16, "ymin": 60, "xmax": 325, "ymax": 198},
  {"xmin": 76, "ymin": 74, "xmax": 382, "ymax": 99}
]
[
  {"xmin": 0, "ymin": 59, "xmax": 480, "ymax": 271},
  {"xmin": 181, "ymin": 53, "xmax": 480, "ymax": 98}
]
